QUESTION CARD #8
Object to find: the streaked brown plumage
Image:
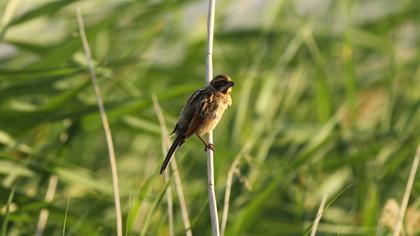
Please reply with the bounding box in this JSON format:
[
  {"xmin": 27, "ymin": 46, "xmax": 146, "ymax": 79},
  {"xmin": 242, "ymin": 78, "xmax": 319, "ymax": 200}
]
[{"xmin": 160, "ymin": 74, "xmax": 235, "ymax": 175}]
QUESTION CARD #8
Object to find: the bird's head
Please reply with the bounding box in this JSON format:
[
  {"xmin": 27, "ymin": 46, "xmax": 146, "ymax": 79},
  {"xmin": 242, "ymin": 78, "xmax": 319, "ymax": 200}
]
[{"xmin": 209, "ymin": 74, "xmax": 235, "ymax": 94}]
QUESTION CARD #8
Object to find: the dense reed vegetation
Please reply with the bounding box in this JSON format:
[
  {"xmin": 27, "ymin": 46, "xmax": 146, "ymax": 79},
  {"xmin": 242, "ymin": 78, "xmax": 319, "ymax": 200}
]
[{"xmin": 0, "ymin": 0, "xmax": 419, "ymax": 235}]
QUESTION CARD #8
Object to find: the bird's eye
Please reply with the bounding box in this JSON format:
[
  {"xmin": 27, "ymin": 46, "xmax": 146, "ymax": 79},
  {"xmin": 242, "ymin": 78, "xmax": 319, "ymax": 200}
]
[{"xmin": 218, "ymin": 83, "xmax": 227, "ymax": 90}]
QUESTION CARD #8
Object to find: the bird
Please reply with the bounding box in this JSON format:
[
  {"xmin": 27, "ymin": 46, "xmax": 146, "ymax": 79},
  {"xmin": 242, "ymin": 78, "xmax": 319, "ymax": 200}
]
[{"xmin": 160, "ymin": 74, "xmax": 235, "ymax": 175}]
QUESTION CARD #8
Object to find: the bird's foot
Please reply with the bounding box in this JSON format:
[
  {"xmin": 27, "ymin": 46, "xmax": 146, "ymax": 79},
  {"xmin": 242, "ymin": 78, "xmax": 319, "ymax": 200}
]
[{"xmin": 204, "ymin": 143, "xmax": 215, "ymax": 152}]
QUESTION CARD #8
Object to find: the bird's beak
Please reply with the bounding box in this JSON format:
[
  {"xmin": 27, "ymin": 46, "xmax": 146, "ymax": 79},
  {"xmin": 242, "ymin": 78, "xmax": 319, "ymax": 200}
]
[{"xmin": 227, "ymin": 81, "xmax": 235, "ymax": 88}]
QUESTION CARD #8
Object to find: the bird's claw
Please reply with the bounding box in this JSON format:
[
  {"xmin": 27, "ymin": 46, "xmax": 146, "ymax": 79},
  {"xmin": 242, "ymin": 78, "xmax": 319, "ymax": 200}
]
[{"xmin": 205, "ymin": 143, "xmax": 215, "ymax": 152}]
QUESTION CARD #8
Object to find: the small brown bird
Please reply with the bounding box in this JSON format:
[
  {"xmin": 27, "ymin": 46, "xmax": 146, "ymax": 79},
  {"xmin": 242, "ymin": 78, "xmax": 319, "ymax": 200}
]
[{"xmin": 160, "ymin": 74, "xmax": 235, "ymax": 175}]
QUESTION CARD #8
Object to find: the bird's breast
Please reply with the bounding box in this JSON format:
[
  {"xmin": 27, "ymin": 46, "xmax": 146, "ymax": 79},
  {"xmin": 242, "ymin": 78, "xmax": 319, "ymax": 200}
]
[{"xmin": 196, "ymin": 93, "xmax": 231, "ymax": 136}]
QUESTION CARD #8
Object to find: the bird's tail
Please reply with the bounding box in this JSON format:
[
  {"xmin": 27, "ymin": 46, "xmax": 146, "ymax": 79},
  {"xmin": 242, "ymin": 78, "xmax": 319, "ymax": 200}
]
[{"xmin": 160, "ymin": 134, "xmax": 184, "ymax": 175}]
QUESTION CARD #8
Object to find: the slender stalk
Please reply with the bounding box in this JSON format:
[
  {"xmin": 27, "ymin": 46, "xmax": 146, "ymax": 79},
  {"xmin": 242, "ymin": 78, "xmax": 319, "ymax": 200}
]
[
  {"xmin": 393, "ymin": 145, "xmax": 420, "ymax": 236},
  {"xmin": 205, "ymin": 0, "xmax": 220, "ymax": 235},
  {"xmin": 62, "ymin": 197, "xmax": 70, "ymax": 236},
  {"xmin": 165, "ymin": 178, "xmax": 174, "ymax": 236},
  {"xmin": 156, "ymin": 96, "xmax": 174, "ymax": 236},
  {"xmin": 152, "ymin": 95, "xmax": 192, "ymax": 236},
  {"xmin": 1, "ymin": 0, "xmax": 19, "ymax": 27},
  {"xmin": 76, "ymin": 8, "xmax": 123, "ymax": 236},
  {"xmin": 221, "ymin": 155, "xmax": 240, "ymax": 236},
  {"xmin": 310, "ymin": 193, "xmax": 328, "ymax": 236},
  {"xmin": 170, "ymin": 160, "xmax": 193, "ymax": 236},
  {"xmin": 0, "ymin": 0, "xmax": 20, "ymax": 39},
  {"xmin": 1, "ymin": 185, "xmax": 16, "ymax": 236},
  {"xmin": 124, "ymin": 194, "xmax": 132, "ymax": 236},
  {"xmin": 221, "ymin": 141, "xmax": 254, "ymax": 236},
  {"xmin": 153, "ymin": 103, "xmax": 175, "ymax": 235},
  {"xmin": 35, "ymin": 175, "xmax": 59, "ymax": 236}
]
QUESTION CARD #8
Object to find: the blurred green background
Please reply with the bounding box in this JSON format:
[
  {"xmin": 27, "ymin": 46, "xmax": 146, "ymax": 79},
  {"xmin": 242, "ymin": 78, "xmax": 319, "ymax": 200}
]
[{"xmin": 0, "ymin": 0, "xmax": 419, "ymax": 235}]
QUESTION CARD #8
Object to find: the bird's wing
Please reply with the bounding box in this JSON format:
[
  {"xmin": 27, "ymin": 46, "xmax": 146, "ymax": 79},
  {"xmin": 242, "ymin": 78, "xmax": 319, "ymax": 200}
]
[
  {"xmin": 186, "ymin": 88, "xmax": 207, "ymax": 107},
  {"xmin": 170, "ymin": 89, "xmax": 203, "ymax": 134},
  {"xmin": 182, "ymin": 89, "xmax": 213, "ymax": 137},
  {"xmin": 184, "ymin": 113, "xmax": 204, "ymax": 138}
]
